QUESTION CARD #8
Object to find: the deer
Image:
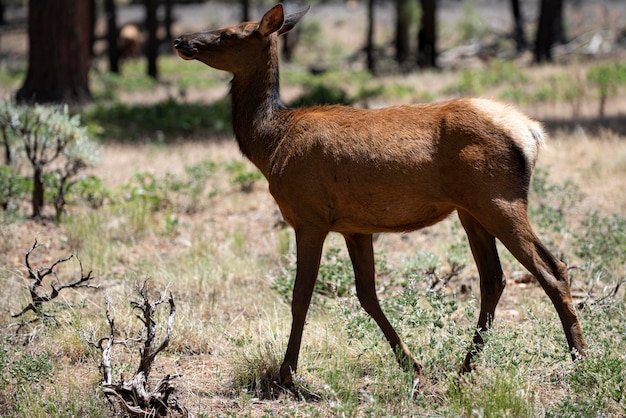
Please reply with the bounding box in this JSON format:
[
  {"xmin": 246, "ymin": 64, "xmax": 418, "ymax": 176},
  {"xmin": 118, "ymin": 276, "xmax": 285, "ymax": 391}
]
[{"xmin": 173, "ymin": 4, "xmax": 587, "ymax": 388}]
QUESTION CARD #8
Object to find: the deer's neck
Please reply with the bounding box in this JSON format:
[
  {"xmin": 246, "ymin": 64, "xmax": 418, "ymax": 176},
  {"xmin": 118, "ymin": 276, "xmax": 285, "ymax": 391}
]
[{"xmin": 230, "ymin": 49, "xmax": 289, "ymax": 177}]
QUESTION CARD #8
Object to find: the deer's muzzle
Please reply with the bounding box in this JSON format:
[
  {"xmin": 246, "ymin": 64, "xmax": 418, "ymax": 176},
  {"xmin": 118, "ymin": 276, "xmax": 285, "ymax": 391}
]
[{"xmin": 173, "ymin": 37, "xmax": 197, "ymax": 60}]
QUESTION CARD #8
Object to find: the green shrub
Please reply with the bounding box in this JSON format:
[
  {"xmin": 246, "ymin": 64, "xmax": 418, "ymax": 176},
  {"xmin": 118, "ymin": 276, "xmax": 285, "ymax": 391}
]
[
  {"xmin": 224, "ymin": 160, "xmax": 263, "ymax": 193},
  {"xmin": 529, "ymin": 168, "xmax": 583, "ymax": 248},
  {"xmin": 0, "ymin": 101, "xmax": 99, "ymax": 220},
  {"xmin": 274, "ymin": 246, "xmax": 356, "ymax": 303},
  {"xmin": 574, "ymin": 211, "xmax": 626, "ymax": 281},
  {"xmin": 450, "ymin": 60, "xmax": 527, "ymax": 96},
  {"xmin": 587, "ymin": 62, "xmax": 626, "ymax": 118}
]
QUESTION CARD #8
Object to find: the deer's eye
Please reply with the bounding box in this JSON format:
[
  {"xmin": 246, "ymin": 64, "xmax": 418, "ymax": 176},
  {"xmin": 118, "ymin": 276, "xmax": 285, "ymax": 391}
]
[{"xmin": 219, "ymin": 32, "xmax": 233, "ymax": 41}]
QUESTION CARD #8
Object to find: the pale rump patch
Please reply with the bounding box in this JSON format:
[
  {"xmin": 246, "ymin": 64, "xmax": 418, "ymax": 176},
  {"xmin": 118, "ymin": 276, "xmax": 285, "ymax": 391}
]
[{"xmin": 469, "ymin": 98, "xmax": 545, "ymax": 168}]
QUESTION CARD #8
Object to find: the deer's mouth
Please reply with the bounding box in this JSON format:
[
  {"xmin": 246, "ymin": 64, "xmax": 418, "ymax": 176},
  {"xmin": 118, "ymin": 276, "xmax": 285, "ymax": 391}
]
[{"xmin": 176, "ymin": 48, "xmax": 197, "ymax": 60}]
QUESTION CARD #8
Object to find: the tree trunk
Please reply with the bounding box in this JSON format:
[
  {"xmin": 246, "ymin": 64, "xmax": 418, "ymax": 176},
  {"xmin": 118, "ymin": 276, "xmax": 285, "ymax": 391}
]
[
  {"xmin": 417, "ymin": 0, "xmax": 437, "ymax": 68},
  {"xmin": 146, "ymin": 0, "xmax": 158, "ymax": 79},
  {"xmin": 32, "ymin": 165, "xmax": 43, "ymax": 218},
  {"xmin": 164, "ymin": 0, "xmax": 173, "ymax": 46},
  {"xmin": 16, "ymin": 0, "xmax": 92, "ymax": 104},
  {"xmin": 395, "ymin": 0, "xmax": 411, "ymax": 64},
  {"xmin": 534, "ymin": 0, "xmax": 563, "ymax": 63},
  {"xmin": 89, "ymin": 0, "xmax": 96, "ymax": 57},
  {"xmin": 510, "ymin": 0, "xmax": 527, "ymax": 52},
  {"xmin": 241, "ymin": 0, "xmax": 250, "ymax": 22},
  {"xmin": 105, "ymin": 0, "xmax": 120, "ymax": 73},
  {"xmin": 366, "ymin": 0, "xmax": 376, "ymax": 73},
  {"xmin": 0, "ymin": 0, "xmax": 5, "ymax": 26}
]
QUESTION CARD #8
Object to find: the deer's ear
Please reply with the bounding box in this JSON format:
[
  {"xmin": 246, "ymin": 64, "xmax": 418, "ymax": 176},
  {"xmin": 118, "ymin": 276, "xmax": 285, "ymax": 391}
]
[
  {"xmin": 278, "ymin": 5, "xmax": 310, "ymax": 35},
  {"xmin": 258, "ymin": 4, "xmax": 285, "ymax": 37}
]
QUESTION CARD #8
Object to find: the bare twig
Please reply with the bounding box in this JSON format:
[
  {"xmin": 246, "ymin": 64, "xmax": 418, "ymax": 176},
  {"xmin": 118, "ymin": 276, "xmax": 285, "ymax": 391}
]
[
  {"xmin": 428, "ymin": 259, "xmax": 466, "ymax": 290},
  {"xmin": 577, "ymin": 275, "xmax": 625, "ymax": 310}
]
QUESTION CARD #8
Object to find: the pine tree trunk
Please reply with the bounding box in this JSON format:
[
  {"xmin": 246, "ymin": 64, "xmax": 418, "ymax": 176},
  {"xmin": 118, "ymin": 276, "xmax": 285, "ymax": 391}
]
[
  {"xmin": 106, "ymin": 0, "xmax": 120, "ymax": 73},
  {"xmin": 417, "ymin": 0, "xmax": 437, "ymax": 68},
  {"xmin": 510, "ymin": 0, "xmax": 527, "ymax": 52},
  {"xmin": 16, "ymin": 0, "xmax": 92, "ymax": 104},
  {"xmin": 534, "ymin": 0, "xmax": 563, "ymax": 63},
  {"xmin": 146, "ymin": 0, "xmax": 159, "ymax": 79},
  {"xmin": 366, "ymin": 0, "xmax": 376, "ymax": 73},
  {"xmin": 395, "ymin": 0, "xmax": 411, "ymax": 64}
]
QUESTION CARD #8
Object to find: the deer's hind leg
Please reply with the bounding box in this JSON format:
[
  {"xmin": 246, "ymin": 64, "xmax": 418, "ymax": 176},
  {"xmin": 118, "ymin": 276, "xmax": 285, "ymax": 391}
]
[
  {"xmin": 457, "ymin": 209, "xmax": 506, "ymax": 372},
  {"xmin": 473, "ymin": 202, "xmax": 587, "ymax": 361}
]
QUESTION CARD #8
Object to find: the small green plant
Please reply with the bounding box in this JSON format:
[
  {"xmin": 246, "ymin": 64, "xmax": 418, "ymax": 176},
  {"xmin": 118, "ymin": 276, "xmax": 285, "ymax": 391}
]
[
  {"xmin": 587, "ymin": 62, "xmax": 626, "ymax": 119},
  {"xmin": 9, "ymin": 351, "xmax": 54, "ymax": 387},
  {"xmin": 224, "ymin": 160, "xmax": 263, "ymax": 193},
  {"xmin": 450, "ymin": 61, "xmax": 527, "ymax": 97},
  {"xmin": 163, "ymin": 159, "xmax": 217, "ymax": 212},
  {"xmin": 70, "ymin": 175, "xmax": 110, "ymax": 209},
  {"xmin": 574, "ymin": 211, "xmax": 626, "ymax": 281},
  {"xmin": 530, "ymin": 73, "xmax": 584, "ymax": 115},
  {"xmin": 457, "ymin": 0, "xmax": 489, "ymax": 42},
  {"xmin": 529, "ymin": 167, "xmax": 583, "ymax": 248},
  {"xmin": 182, "ymin": 159, "xmax": 217, "ymax": 210},
  {"xmin": 449, "ymin": 368, "xmax": 535, "ymax": 417},
  {"xmin": 0, "ymin": 337, "xmax": 55, "ymax": 416},
  {"xmin": 0, "ymin": 164, "xmax": 32, "ymax": 213},
  {"xmin": 274, "ymin": 246, "xmax": 355, "ymax": 303}
]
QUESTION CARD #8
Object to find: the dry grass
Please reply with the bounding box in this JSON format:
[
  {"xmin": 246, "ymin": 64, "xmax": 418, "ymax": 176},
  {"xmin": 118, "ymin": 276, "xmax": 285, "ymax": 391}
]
[
  {"xmin": 1, "ymin": 1, "xmax": 626, "ymax": 414},
  {"xmin": 0, "ymin": 118, "xmax": 624, "ymax": 416}
]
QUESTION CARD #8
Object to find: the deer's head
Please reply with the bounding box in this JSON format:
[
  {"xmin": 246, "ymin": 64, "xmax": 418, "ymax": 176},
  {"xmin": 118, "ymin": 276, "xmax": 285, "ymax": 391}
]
[{"xmin": 173, "ymin": 4, "xmax": 309, "ymax": 74}]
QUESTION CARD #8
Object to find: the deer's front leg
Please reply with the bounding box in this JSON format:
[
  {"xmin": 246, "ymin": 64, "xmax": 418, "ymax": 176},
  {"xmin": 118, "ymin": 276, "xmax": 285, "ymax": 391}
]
[
  {"xmin": 344, "ymin": 233, "xmax": 421, "ymax": 377},
  {"xmin": 280, "ymin": 228, "xmax": 327, "ymax": 386}
]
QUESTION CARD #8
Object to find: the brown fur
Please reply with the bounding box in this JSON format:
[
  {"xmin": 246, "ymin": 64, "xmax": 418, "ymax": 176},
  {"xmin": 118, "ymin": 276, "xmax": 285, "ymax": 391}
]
[{"xmin": 174, "ymin": 4, "xmax": 586, "ymax": 387}]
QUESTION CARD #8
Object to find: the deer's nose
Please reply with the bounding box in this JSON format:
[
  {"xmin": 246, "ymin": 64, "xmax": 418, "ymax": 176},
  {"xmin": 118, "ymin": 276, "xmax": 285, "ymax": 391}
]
[{"xmin": 173, "ymin": 37, "xmax": 183, "ymax": 48}]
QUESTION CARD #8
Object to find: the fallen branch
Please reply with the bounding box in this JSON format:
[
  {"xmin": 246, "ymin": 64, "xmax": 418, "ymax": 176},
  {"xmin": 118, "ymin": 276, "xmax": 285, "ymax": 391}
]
[{"xmin": 87, "ymin": 281, "xmax": 193, "ymax": 417}]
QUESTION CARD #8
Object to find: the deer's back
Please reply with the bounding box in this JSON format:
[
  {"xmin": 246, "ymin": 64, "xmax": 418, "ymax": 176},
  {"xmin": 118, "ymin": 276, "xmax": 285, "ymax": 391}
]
[{"xmin": 267, "ymin": 98, "xmax": 542, "ymax": 232}]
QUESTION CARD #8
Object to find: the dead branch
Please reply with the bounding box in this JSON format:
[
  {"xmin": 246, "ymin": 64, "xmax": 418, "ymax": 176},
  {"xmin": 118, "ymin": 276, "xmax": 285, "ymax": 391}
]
[
  {"xmin": 577, "ymin": 275, "xmax": 625, "ymax": 310},
  {"xmin": 428, "ymin": 259, "xmax": 466, "ymax": 290},
  {"xmin": 88, "ymin": 282, "xmax": 192, "ymax": 417},
  {"xmin": 9, "ymin": 238, "xmax": 98, "ymax": 338}
]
